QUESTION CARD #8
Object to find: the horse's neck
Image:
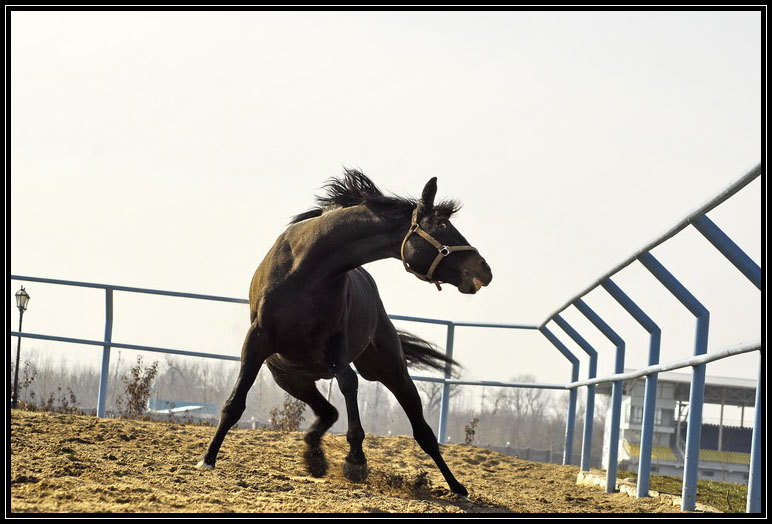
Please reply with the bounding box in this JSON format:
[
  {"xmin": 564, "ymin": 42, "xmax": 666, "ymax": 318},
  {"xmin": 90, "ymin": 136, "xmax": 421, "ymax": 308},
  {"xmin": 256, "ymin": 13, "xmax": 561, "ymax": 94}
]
[{"xmin": 294, "ymin": 206, "xmax": 406, "ymax": 281}]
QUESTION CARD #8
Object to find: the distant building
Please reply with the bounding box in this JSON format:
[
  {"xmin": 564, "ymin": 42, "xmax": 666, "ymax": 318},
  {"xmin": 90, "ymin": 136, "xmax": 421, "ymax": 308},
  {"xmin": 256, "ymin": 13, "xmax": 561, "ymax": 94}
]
[{"xmin": 597, "ymin": 370, "xmax": 756, "ymax": 484}]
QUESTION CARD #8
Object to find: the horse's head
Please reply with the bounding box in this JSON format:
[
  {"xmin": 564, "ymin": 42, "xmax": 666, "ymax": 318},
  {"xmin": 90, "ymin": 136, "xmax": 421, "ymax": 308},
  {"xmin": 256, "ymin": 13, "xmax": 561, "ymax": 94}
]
[{"xmin": 400, "ymin": 177, "xmax": 493, "ymax": 294}]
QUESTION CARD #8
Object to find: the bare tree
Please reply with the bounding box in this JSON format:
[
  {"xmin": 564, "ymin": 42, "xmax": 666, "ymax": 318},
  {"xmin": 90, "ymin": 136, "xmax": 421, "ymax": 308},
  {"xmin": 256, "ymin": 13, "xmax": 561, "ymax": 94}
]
[
  {"xmin": 416, "ymin": 381, "xmax": 461, "ymax": 413},
  {"xmin": 489, "ymin": 374, "xmax": 553, "ymax": 448}
]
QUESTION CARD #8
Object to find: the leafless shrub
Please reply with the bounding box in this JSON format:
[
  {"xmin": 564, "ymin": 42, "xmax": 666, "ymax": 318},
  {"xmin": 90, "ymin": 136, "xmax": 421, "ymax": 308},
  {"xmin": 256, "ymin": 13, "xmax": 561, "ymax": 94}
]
[
  {"xmin": 269, "ymin": 394, "xmax": 306, "ymax": 431},
  {"xmin": 116, "ymin": 356, "xmax": 159, "ymax": 417},
  {"xmin": 464, "ymin": 417, "xmax": 480, "ymax": 445},
  {"xmin": 21, "ymin": 384, "xmax": 81, "ymax": 415},
  {"xmin": 54, "ymin": 386, "xmax": 80, "ymax": 414},
  {"xmin": 19, "ymin": 360, "xmax": 38, "ymax": 402}
]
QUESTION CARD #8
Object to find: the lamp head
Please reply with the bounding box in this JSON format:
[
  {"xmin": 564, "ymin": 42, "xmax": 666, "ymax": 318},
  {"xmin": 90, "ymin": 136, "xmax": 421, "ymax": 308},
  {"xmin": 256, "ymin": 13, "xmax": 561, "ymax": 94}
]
[{"xmin": 15, "ymin": 287, "xmax": 30, "ymax": 312}]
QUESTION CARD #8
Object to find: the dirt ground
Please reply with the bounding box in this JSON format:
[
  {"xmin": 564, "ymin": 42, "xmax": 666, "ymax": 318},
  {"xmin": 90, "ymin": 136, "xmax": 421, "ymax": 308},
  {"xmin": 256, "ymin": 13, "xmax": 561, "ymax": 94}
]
[{"xmin": 10, "ymin": 410, "xmax": 684, "ymax": 514}]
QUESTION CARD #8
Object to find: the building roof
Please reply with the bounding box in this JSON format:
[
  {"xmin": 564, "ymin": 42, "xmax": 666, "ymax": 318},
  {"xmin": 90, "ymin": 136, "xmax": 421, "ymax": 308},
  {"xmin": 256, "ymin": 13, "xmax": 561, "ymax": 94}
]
[{"xmin": 596, "ymin": 369, "xmax": 757, "ymax": 407}]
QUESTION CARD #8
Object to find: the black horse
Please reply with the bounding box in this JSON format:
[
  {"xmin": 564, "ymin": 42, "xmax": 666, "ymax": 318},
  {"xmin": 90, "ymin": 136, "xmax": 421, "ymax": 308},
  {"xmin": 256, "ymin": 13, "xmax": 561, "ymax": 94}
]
[{"xmin": 196, "ymin": 170, "xmax": 493, "ymax": 497}]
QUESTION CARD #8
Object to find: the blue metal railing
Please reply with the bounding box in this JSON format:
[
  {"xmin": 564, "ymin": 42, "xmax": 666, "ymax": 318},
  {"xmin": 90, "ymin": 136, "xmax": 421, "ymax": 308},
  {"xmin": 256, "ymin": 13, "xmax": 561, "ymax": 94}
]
[
  {"xmin": 535, "ymin": 162, "xmax": 762, "ymax": 513},
  {"xmin": 553, "ymin": 315, "xmax": 597, "ymax": 474},
  {"xmin": 10, "ymin": 163, "xmax": 763, "ymax": 512},
  {"xmin": 601, "ymin": 278, "xmax": 661, "ymax": 498},
  {"xmin": 572, "ymin": 297, "xmax": 626, "ymax": 493}
]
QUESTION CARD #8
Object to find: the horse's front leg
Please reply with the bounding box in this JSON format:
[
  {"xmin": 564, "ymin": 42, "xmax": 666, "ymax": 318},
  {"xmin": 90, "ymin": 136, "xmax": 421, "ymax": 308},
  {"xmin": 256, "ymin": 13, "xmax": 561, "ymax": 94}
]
[
  {"xmin": 197, "ymin": 321, "xmax": 268, "ymax": 469},
  {"xmin": 331, "ymin": 335, "xmax": 368, "ymax": 482}
]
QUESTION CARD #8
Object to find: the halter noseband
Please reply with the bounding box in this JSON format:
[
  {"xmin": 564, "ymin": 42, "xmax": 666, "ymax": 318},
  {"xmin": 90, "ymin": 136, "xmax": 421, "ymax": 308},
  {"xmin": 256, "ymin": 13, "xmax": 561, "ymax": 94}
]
[{"xmin": 400, "ymin": 208, "xmax": 478, "ymax": 291}]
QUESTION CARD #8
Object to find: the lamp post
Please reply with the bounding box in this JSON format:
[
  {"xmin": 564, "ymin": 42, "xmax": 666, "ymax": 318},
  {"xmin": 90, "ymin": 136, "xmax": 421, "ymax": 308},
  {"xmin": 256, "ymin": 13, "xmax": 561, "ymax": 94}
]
[{"xmin": 12, "ymin": 286, "xmax": 30, "ymax": 409}]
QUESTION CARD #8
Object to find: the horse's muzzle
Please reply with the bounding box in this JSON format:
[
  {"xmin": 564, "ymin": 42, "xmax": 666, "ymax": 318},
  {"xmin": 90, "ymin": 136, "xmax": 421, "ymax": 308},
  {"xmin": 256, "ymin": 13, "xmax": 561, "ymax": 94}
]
[{"xmin": 459, "ymin": 264, "xmax": 492, "ymax": 294}]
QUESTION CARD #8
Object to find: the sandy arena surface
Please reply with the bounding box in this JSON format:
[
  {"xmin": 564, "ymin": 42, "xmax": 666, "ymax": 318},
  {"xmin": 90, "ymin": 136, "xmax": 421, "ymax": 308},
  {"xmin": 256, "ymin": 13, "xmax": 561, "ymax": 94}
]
[{"xmin": 10, "ymin": 410, "xmax": 683, "ymax": 514}]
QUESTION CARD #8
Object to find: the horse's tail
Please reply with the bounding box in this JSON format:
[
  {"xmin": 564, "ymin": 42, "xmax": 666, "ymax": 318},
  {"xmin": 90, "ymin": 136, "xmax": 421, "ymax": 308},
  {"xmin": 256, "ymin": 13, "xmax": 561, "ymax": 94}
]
[{"xmin": 397, "ymin": 330, "xmax": 460, "ymax": 376}]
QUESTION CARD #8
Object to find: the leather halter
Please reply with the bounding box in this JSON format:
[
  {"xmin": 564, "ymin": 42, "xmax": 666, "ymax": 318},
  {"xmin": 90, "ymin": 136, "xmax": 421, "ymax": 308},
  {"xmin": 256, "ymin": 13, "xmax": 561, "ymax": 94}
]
[{"xmin": 400, "ymin": 208, "xmax": 478, "ymax": 291}]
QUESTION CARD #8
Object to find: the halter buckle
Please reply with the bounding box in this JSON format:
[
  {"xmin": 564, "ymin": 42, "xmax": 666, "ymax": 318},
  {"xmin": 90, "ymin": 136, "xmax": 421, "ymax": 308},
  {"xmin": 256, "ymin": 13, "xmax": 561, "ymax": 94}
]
[{"xmin": 439, "ymin": 246, "xmax": 450, "ymax": 256}]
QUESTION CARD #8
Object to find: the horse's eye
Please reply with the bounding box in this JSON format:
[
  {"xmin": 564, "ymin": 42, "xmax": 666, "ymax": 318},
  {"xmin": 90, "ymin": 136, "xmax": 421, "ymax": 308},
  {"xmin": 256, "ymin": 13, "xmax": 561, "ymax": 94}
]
[{"xmin": 438, "ymin": 222, "xmax": 447, "ymax": 231}]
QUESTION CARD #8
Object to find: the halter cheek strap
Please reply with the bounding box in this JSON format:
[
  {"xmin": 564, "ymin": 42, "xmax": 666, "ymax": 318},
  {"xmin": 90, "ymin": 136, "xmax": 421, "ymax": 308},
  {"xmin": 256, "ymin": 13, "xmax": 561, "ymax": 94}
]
[{"xmin": 400, "ymin": 208, "xmax": 478, "ymax": 291}]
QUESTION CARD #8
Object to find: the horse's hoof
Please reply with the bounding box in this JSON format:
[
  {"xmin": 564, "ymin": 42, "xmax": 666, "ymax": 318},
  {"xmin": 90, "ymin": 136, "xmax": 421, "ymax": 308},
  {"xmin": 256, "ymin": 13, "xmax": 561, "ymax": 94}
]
[
  {"xmin": 451, "ymin": 482, "xmax": 469, "ymax": 498},
  {"xmin": 303, "ymin": 446, "xmax": 328, "ymax": 478},
  {"xmin": 195, "ymin": 460, "xmax": 214, "ymax": 470},
  {"xmin": 343, "ymin": 459, "xmax": 369, "ymax": 482}
]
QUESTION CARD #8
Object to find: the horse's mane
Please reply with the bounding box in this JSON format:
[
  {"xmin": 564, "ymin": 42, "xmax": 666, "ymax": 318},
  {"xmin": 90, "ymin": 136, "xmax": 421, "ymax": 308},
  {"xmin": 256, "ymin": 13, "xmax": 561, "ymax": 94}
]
[{"xmin": 290, "ymin": 168, "xmax": 461, "ymax": 224}]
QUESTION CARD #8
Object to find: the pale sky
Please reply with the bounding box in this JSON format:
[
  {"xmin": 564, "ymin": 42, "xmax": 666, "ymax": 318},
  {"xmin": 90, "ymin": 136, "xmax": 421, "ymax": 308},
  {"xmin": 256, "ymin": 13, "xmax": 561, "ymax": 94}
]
[{"xmin": 9, "ymin": 11, "xmax": 762, "ymax": 405}]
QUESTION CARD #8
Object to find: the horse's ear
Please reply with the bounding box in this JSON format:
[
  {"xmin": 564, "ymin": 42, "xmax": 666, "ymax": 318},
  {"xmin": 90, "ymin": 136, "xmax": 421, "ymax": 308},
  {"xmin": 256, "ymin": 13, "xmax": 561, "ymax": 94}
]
[{"xmin": 417, "ymin": 177, "xmax": 437, "ymax": 216}]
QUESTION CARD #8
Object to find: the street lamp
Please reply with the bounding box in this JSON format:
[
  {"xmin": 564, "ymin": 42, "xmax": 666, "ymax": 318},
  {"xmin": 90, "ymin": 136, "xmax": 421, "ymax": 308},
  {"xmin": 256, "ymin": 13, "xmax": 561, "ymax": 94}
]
[{"xmin": 12, "ymin": 286, "xmax": 30, "ymax": 409}]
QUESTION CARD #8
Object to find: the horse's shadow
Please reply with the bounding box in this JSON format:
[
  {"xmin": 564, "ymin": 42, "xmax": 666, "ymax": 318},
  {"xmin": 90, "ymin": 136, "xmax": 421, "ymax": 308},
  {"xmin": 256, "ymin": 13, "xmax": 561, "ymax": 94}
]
[
  {"xmin": 365, "ymin": 469, "xmax": 515, "ymax": 513},
  {"xmin": 359, "ymin": 495, "xmax": 514, "ymax": 514}
]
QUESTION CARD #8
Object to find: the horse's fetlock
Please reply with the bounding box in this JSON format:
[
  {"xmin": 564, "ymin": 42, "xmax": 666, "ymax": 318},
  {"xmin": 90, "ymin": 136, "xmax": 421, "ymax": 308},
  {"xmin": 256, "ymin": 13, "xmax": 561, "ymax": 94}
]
[
  {"xmin": 346, "ymin": 449, "xmax": 367, "ymax": 464},
  {"xmin": 347, "ymin": 427, "xmax": 365, "ymax": 445},
  {"xmin": 304, "ymin": 430, "xmax": 322, "ymax": 448}
]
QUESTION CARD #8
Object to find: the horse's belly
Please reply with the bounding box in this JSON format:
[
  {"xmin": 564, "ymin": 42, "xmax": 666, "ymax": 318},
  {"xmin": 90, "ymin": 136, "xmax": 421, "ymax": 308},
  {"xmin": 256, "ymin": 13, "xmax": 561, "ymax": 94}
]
[
  {"xmin": 258, "ymin": 270, "xmax": 380, "ymax": 367},
  {"xmin": 266, "ymin": 353, "xmax": 335, "ymax": 380}
]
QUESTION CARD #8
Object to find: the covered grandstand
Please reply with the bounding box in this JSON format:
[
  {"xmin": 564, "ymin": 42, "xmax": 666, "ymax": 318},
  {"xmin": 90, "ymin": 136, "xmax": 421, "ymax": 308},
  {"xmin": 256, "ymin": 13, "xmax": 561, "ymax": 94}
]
[{"xmin": 598, "ymin": 370, "xmax": 755, "ymax": 484}]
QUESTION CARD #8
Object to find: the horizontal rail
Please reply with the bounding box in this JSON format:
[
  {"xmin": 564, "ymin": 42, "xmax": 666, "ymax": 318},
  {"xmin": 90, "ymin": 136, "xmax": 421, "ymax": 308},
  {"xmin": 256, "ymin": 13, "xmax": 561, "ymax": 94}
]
[
  {"xmin": 9, "ymin": 331, "xmax": 560, "ymax": 390},
  {"xmin": 10, "ymin": 331, "xmax": 242, "ymax": 362},
  {"xmin": 407, "ymin": 374, "xmax": 567, "ymax": 389},
  {"xmin": 10, "ymin": 275, "xmax": 535, "ymax": 330},
  {"xmin": 449, "ymin": 321, "xmax": 539, "ymax": 330},
  {"xmin": 567, "ymin": 341, "xmax": 761, "ymax": 389},
  {"xmin": 539, "ymin": 163, "xmax": 761, "ymax": 327},
  {"xmin": 10, "ymin": 275, "xmax": 250, "ymax": 304},
  {"xmin": 18, "ymin": 331, "xmax": 756, "ymax": 392},
  {"xmin": 388, "ymin": 314, "xmax": 452, "ymax": 326}
]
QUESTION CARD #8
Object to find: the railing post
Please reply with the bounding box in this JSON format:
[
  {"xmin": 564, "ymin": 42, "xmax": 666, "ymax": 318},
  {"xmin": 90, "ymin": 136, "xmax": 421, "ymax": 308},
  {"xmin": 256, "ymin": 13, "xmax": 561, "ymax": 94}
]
[
  {"xmin": 638, "ymin": 252, "xmax": 709, "ymax": 512},
  {"xmin": 746, "ymin": 355, "xmax": 761, "ymax": 513},
  {"xmin": 96, "ymin": 289, "xmax": 113, "ymax": 418},
  {"xmin": 553, "ymin": 314, "xmax": 598, "ymax": 472},
  {"xmin": 539, "ymin": 326, "xmax": 580, "ymax": 465},
  {"xmin": 692, "ymin": 215, "xmax": 761, "ymax": 290},
  {"xmin": 437, "ymin": 323, "xmax": 454, "ymax": 444},
  {"xmin": 692, "ymin": 212, "xmax": 762, "ymax": 514},
  {"xmin": 574, "ymin": 298, "xmax": 625, "ymax": 494},
  {"xmin": 601, "ymin": 278, "xmax": 661, "ymax": 498}
]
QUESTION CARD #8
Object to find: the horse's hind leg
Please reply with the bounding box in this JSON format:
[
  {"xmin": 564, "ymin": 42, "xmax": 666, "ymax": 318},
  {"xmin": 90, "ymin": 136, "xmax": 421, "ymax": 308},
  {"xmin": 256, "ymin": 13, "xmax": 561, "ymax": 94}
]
[
  {"xmin": 197, "ymin": 321, "xmax": 268, "ymax": 469},
  {"xmin": 357, "ymin": 321, "xmax": 467, "ymax": 496},
  {"xmin": 268, "ymin": 366, "xmax": 339, "ymax": 477},
  {"xmin": 380, "ymin": 368, "xmax": 468, "ymax": 496}
]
